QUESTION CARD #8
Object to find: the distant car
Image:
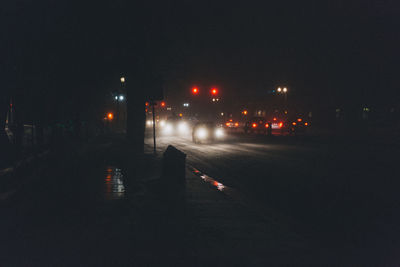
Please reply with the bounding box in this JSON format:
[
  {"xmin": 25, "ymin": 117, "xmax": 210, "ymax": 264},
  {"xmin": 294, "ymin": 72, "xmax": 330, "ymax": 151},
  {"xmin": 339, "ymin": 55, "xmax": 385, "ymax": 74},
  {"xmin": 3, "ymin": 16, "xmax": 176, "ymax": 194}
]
[
  {"xmin": 162, "ymin": 117, "xmax": 190, "ymax": 135},
  {"xmin": 269, "ymin": 117, "xmax": 284, "ymax": 130},
  {"xmin": 192, "ymin": 122, "xmax": 225, "ymax": 144},
  {"xmin": 285, "ymin": 117, "xmax": 309, "ymax": 135},
  {"xmin": 225, "ymin": 120, "xmax": 240, "ymax": 128},
  {"xmin": 244, "ymin": 117, "xmax": 268, "ymax": 134}
]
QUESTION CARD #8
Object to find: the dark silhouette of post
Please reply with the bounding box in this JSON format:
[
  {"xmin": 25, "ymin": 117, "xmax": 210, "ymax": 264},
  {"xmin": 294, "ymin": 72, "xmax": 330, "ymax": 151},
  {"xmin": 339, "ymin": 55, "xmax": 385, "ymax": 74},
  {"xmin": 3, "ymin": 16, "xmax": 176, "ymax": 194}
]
[{"xmin": 152, "ymin": 102, "xmax": 156, "ymax": 154}]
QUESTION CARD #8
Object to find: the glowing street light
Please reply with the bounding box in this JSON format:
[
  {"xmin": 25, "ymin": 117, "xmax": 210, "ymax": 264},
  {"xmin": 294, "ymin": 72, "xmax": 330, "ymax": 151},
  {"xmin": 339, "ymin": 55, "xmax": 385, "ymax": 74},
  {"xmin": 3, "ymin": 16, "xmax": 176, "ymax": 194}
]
[
  {"xmin": 276, "ymin": 86, "xmax": 288, "ymax": 107},
  {"xmin": 277, "ymin": 87, "xmax": 288, "ymax": 93},
  {"xmin": 120, "ymin": 77, "xmax": 125, "ymax": 83}
]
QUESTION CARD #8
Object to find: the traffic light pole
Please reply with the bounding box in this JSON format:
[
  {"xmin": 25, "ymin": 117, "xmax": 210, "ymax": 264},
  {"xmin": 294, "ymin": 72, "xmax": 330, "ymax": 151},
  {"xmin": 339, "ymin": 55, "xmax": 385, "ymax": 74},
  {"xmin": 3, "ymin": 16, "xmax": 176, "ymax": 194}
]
[{"xmin": 152, "ymin": 102, "xmax": 156, "ymax": 154}]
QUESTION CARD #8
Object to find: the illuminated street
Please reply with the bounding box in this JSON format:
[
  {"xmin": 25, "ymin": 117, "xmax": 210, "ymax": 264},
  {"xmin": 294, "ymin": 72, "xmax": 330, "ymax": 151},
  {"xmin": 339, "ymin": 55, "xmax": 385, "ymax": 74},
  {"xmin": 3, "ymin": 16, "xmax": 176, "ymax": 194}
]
[
  {"xmin": 148, "ymin": 129, "xmax": 400, "ymax": 264},
  {"xmin": 2, "ymin": 0, "xmax": 399, "ymax": 265}
]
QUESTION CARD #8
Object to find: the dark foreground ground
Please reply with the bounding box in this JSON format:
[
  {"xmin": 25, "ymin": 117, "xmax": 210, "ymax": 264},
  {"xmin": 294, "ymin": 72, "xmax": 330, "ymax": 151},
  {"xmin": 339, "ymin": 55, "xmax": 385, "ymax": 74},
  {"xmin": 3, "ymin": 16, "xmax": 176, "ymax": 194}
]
[
  {"xmin": 1, "ymin": 130, "xmax": 400, "ymax": 266},
  {"xmin": 151, "ymin": 129, "xmax": 400, "ymax": 265}
]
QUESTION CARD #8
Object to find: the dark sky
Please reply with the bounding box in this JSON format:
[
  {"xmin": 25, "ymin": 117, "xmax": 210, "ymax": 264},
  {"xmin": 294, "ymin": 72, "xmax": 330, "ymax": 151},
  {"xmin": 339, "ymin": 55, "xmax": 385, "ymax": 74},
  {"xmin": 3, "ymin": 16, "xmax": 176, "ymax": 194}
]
[{"xmin": 2, "ymin": 0, "xmax": 399, "ymax": 116}]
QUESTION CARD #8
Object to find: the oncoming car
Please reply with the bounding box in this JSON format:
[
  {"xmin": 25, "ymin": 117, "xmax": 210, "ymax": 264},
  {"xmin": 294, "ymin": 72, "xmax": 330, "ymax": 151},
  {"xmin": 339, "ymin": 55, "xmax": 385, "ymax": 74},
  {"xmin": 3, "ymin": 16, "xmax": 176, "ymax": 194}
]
[
  {"xmin": 192, "ymin": 122, "xmax": 225, "ymax": 144},
  {"xmin": 162, "ymin": 117, "xmax": 191, "ymax": 136}
]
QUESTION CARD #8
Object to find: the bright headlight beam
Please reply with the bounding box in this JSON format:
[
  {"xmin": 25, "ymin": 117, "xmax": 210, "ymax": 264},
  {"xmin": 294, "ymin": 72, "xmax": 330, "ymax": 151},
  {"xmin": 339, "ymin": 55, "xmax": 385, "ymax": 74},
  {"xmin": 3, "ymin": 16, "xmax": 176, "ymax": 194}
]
[
  {"xmin": 178, "ymin": 122, "xmax": 189, "ymax": 133},
  {"xmin": 215, "ymin": 128, "xmax": 224, "ymax": 138},
  {"xmin": 163, "ymin": 124, "xmax": 173, "ymax": 134},
  {"xmin": 196, "ymin": 128, "xmax": 208, "ymax": 139}
]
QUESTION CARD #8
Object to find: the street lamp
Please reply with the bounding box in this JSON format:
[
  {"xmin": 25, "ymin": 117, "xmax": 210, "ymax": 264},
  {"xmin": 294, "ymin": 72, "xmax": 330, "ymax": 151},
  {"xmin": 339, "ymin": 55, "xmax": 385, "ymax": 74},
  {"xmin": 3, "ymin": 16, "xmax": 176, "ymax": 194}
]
[
  {"xmin": 120, "ymin": 77, "xmax": 125, "ymax": 83},
  {"xmin": 276, "ymin": 86, "xmax": 288, "ymax": 108}
]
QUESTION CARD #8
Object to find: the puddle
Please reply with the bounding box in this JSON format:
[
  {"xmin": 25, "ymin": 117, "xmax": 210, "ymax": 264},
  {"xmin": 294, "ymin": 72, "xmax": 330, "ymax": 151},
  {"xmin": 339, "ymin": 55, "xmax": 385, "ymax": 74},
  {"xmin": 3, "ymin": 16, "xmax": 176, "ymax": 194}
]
[
  {"xmin": 190, "ymin": 167, "xmax": 230, "ymax": 193},
  {"xmin": 104, "ymin": 167, "xmax": 126, "ymax": 200}
]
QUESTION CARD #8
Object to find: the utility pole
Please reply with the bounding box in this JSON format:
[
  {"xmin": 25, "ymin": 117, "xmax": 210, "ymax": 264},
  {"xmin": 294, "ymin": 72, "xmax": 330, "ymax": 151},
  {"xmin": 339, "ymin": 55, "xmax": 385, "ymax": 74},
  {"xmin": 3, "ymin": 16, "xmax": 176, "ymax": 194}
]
[{"xmin": 151, "ymin": 102, "xmax": 156, "ymax": 154}]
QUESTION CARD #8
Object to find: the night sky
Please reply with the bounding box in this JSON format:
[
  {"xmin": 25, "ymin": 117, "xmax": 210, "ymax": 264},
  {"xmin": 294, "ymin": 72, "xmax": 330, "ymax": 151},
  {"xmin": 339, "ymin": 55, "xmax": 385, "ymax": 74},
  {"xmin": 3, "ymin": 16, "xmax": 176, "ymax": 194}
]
[{"xmin": 2, "ymin": 0, "xmax": 399, "ymax": 118}]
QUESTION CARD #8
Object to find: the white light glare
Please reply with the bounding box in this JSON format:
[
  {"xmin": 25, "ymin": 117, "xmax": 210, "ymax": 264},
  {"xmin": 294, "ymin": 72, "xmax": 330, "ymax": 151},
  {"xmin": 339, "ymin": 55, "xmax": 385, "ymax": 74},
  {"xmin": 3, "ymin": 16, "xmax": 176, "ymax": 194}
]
[
  {"xmin": 215, "ymin": 128, "xmax": 224, "ymax": 138},
  {"xmin": 146, "ymin": 120, "xmax": 153, "ymax": 126},
  {"xmin": 196, "ymin": 128, "xmax": 208, "ymax": 139},
  {"xmin": 178, "ymin": 122, "xmax": 189, "ymax": 133},
  {"xmin": 119, "ymin": 95, "xmax": 124, "ymax": 101},
  {"xmin": 163, "ymin": 124, "xmax": 173, "ymax": 134},
  {"xmin": 159, "ymin": 120, "xmax": 166, "ymax": 127}
]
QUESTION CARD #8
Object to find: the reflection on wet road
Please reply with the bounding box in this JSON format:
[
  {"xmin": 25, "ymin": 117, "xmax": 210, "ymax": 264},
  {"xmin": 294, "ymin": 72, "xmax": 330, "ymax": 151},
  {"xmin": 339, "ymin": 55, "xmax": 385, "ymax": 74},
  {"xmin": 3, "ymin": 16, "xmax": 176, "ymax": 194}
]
[{"xmin": 104, "ymin": 167, "xmax": 126, "ymax": 200}]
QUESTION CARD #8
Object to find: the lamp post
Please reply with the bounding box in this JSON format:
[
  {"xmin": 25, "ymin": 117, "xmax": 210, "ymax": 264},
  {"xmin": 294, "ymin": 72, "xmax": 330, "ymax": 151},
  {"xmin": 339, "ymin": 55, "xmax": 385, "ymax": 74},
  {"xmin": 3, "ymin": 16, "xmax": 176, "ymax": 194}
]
[
  {"xmin": 118, "ymin": 76, "xmax": 126, "ymax": 130},
  {"xmin": 276, "ymin": 86, "xmax": 288, "ymax": 108}
]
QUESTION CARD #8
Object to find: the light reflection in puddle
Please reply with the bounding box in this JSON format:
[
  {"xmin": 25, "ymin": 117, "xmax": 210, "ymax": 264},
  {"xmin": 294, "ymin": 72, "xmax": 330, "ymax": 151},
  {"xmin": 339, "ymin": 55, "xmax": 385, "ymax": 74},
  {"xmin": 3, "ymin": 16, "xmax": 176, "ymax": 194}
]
[
  {"xmin": 199, "ymin": 174, "xmax": 226, "ymax": 192},
  {"xmin": 104, "ymin": 167, "xmax": 126, "ymax": 200}
]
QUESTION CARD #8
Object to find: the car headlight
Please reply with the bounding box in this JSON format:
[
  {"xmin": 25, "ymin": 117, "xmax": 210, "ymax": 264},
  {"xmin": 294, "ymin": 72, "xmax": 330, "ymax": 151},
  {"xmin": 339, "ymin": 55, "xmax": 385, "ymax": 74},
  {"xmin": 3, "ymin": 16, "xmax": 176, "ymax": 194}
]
[
  {"xmin": 163, "ymin": 123, "xmax": 173, "ymax": 134},
  {"xmin": 196, "ymin": 128, "xmax": 208, "ymax": 139},
  {"xmin": 178, "ymin": 122, "xmax": 189, "ymax": 133},
  {"xmin": 215, "ymin": 128, "xmax": 224, "ymax": 138},
  {"xmin": 159, "ymin": 120, "xmax": 166, "ymax": 127},
  {"xmin": 146, "ymin": 120, "xmax": 153, "ymax": 126}
]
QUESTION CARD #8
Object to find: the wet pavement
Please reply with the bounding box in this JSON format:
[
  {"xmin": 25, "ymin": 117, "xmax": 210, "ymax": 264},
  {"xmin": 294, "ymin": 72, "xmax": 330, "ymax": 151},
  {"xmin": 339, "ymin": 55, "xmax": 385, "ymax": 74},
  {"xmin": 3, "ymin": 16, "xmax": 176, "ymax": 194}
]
[
  {"xmin": 104, "ymin": 167, "xmax": 126, "ymax": 200},
  {"xmin": 147, "ymin": 131, "xmax": 400, "ymax": 265},
  {"xmin": 2, "ymin": 132, "xmax": 400, "ymax": 265},
  {"xmin": 0, "ymin": 141, "xmax": 184, "ymax": 266}
]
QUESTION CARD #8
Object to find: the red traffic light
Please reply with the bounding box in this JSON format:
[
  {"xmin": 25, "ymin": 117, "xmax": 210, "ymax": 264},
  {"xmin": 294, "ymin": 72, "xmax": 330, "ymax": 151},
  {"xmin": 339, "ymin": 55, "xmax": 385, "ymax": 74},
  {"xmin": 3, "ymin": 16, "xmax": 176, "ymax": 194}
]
[
  {"xmin": 192, "ymin": 87, "xmax": 199, "ymax": 94},
  {"xmin": 211, "ymin": 88, "xmax": 218, "ymax": 95}
]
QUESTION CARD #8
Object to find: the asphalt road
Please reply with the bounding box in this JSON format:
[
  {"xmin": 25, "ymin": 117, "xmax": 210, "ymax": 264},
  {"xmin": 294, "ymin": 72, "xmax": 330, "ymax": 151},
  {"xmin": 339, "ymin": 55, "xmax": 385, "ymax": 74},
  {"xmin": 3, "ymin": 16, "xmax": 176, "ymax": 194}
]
[{"xmin": 147, "ymin": 128, "xmax": 400, "ymax": 265}]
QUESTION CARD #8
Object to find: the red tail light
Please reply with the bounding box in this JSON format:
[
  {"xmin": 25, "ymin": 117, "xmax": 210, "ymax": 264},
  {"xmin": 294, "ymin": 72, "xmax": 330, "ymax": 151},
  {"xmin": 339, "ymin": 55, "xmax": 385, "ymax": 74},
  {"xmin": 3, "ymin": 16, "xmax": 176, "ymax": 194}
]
[
  {"xmin": 279, "ymin": 122, "xmax": 283, "ymax": 128},
  {"xmin": 235, "ymin": 122, "xmax": 239, "ymax": 127},
  {"xmin": 265, "ymin": 123, "xmax": 269, "ymax": 128},
  {"xmin": 297, "ymin": 118, "xmax": 302, "ymax": 122},
  {"xmin": 273, "ymin": 117, "xmax": 277, "ymax": 121},
  {"xmin": 304, "ymin": 122, "xmax": 308, "ymax": 126},
  {"xmin": 252, "ymin": 123, "xmax": 257, "ymax": 128},
  {"xmin": 292, "ymin": 122, "xmax": 297, "ymax": 126},
  {"xmin": 226, "ymin": 122, "xmax": 230, "ymax": 126}
]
